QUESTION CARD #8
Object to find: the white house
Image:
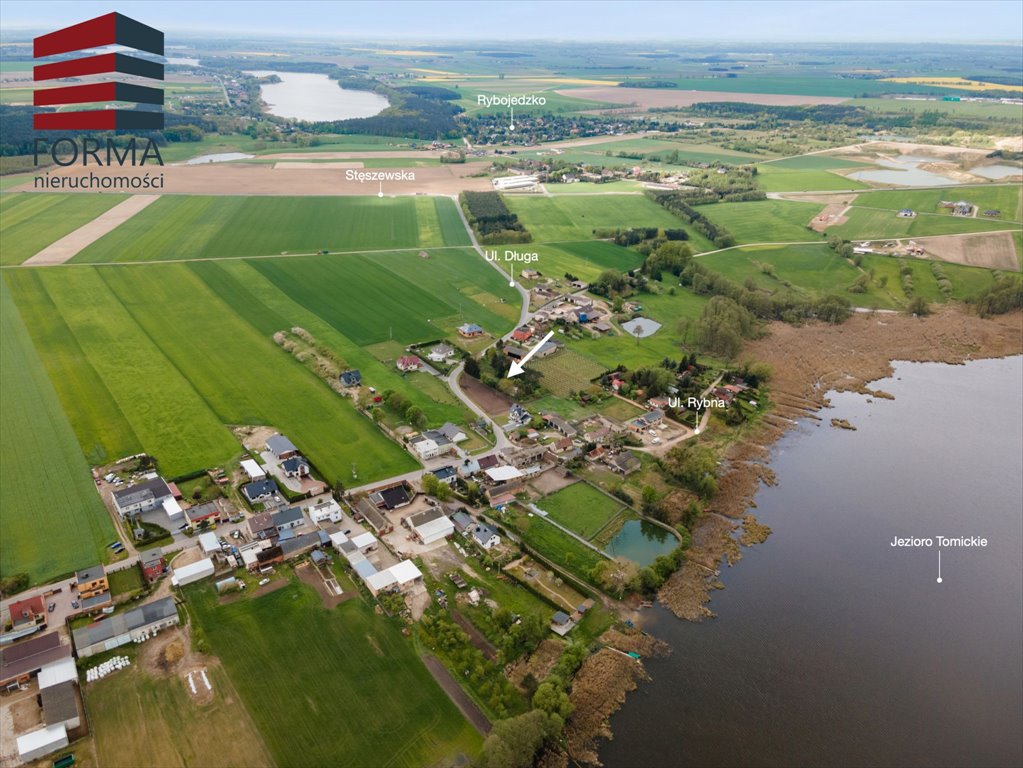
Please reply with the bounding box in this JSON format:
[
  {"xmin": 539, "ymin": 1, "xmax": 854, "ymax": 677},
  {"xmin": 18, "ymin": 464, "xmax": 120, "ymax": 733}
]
[
  {"xmin": 351, "ymin": 532, "xmax": 377, "ymax": 552},
  {"xmin": 437, "ymin": 422, "xmax": 468, "ymax": 443},
  {"xmin": 472, "ymin": 523, "xmax": 501, "ymax": 550},
  {"xmin": 112, "ymin": 477, "xmax": 173, "ymax": 518},
  {"xmin": 307, "ymin": 499, "xmax": 343, "ymax": 524},
  {"xmin": 409, "ymin": 435, "xmax": 441, "ymax": 460},
  {"xmin": 427, "ymin": 343, "xmax": 455, "ymax": 363},
  {"xmin": 240, "ymin": 459, "xmax": 266, "ymax": 481},
  {"xmin": 484, "ymin": 465, "xmax": 523, "ymax": 484}
]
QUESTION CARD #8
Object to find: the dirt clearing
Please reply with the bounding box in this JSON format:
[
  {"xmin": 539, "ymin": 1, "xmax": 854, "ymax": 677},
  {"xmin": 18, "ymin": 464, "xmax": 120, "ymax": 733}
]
[
  {"xmin": 913, "ymin": 231, "xmax": 1020, "ymax": 271},
  {"xmin": 458, "ymin": 373, "xmax": 514, "ymax": 416},
  {"xmin": 22, "ymin": 194, "xmax": 160, "ymax": 265},
  {"xmin": 809, "ymin": 201, "xmax": 853, "ymax": 231},
  {"xmin": 556, "ymin": 86, "xmax": 848, "ymax": 109}
]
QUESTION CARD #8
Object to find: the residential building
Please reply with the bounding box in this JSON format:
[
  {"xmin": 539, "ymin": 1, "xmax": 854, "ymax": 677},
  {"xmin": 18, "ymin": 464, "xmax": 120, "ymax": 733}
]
[
  {"xmin": 406, "ymin": 507, "xmax": 455, "ymax": 545},
  {"xmin": 370, "ymin": 483, "xmax": 413, "ymax": 511},
  {"xmin": 509, "ymin": 404, "xmax": 532, "ymax": 426},
  {"xmin": 397, "ymin": 355, "xmax": 421, "ymax": 372},
  {"xmin": 112, "ymin": 477, "xmax": 172, "ymax": 518},
  {"xmin": 7, "ymin": 596, "xmax": 45, "ymax": 630},
  {"xmin": 472, "ymin": 523, "xmax": 501, "ymax": 550},
  {"xmin": 72, "ymin": 596, "xmax": 179, "ymax": 658},
  {"xmin": 610, "ymin": 450, "xmax": 641, "ymax": 475},
  {"xmin": 198, "ymin": 532, "xmax": 220, "ymax": 556},
  {"xmin": 271, "ymin": 506, "xmax": 305, "ymax": 531},
  {"xmin": 409, "ymin": 434, "xmax": 441, "ymax": 460},
  {"xmin": 183, "ymin": 500, "xmax": 220, "ymax": 527},
  {"xmin": 266, "ymin": 434, "xmax": 299, "ymax": 461},
  {"xmin": 427, "ymin": 344, "xmax": 454, "ymax": 362},
  {"xmin": 307, "ymin": 498, "xmax": 343, "ymax": 524},
  {"xmin": 339, "ymin": 369, "xmax": 362, "ymax": 388},
  {"xmin": 436, "ymin": 422, "xmax": 468, "ymax": 443},
  {"xmin": 542, "ymin": 412, "xmax": 578, "ymax": 438},
  {"xmin": 242, "ymin": 478, "xmax": 279, "ymax": 504},
  {"xmin": 457, "ymin": 323, "xmax": 484, "ymax": 338},
  {"xmin": 281, "ymin": 456, "xmax": 311, "ymax": 478},
  {"xmin": 248, "ymin": 512, "xmax": 275, "ymax": 539},
  {"xmin": 430, "ymin": 465, "xmax": 458, "ymax": 486},
  {"xmin": 451, "ymin": 510, "xmax": 475, "ymax": 533},
  {"xmin": 511, "ymin": 326, "xmax": 533, "ymax": 343},
  {"xmin": 138, "ymin": 548, "xmax": 167, "ymax": 583},
  {"xmin": 353, "ymin": 497, "xmax": 393, "ymax": 535},
  {"xmin": 74, "ymin": 566, "xmax": 108, "ymax": 600}
]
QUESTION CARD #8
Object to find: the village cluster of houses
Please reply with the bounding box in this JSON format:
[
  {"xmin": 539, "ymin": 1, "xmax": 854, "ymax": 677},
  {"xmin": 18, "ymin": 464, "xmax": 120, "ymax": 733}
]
[{"xmin": 526, "ymin": 288, "xmax": 617, "ymax": 338}]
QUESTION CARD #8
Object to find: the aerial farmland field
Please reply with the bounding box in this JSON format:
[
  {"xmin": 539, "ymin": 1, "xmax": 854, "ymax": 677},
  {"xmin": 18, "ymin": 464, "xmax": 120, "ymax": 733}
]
[
  {"xmin": 756, "ymin": 162, "xmax": 869, "ymax": 193},
  {"xmin": 829, "ymin": 206, "xmax": 1020, "ymax": 239},
  {"xmin": 848, "ymin": 185, "xmax": 1023, "ymax": 223},
  {"xmin": 71, "ymin": 195, "xmax": 468, "ymax": 263},
  {"xmin": 700, "ymin": 199, "xmax": 824, "ymax": 244},
  {"xmin": 0, "ymin": 278, "xmax": 117, "ymax": 586},
  {"xmin": 529, "ymin": 348, "xmax": 608, "ymax": 397},
  {"xmin": 0, "ymin": 193, "xmax": 128, "ymax": 265},
  {"xmin": 186, "ymin": 578, "xmax": 482, "ymax": 768},
  {"xmin": 488, "ymin": 241, "xmax": 645, "ymax": 283}
]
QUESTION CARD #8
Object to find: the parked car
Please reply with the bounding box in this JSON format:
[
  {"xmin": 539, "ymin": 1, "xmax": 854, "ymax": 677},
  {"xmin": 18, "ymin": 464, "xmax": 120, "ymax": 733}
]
[
  {"xmin": 258, "ymin": 578, "xmax": 270, "ymax": 586},
  {"xmin": 71, "ymin": 601, "xmax": 79, "ymax": 610},
  {"xmin": 47, "ymin": 602, "xmax": 56, "ymax": 613}
]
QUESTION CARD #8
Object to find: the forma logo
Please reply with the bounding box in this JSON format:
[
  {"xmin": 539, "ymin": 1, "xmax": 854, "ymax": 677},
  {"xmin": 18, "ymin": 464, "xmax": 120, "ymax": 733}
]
[{"xmin": 33, "ymin": 12, "xmax": 164, "ymax": 131}]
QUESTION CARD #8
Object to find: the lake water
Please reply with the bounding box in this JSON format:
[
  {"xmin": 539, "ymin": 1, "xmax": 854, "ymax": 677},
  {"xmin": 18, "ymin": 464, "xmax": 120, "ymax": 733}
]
[
  {"xmin": 246, "ymin": 71, "xmax": 389, "ymax": 121},
  {"xmin": 185, "ymin": 152, "xmax": 255, "ymax": 165},
  {"xmin": 602, "ymin": 356, "xmax": 1023, "ymax": 768},
  {"xmin": 606, "ymin": 520, "xmax": 679, "ymax": 566},
  {"xmin": 848, "ymin": 154, "xmax": 962, "ymax": 186},
  {"xmin": 970, "ymin": 163, "xmax": 1023, "ymax": 180}
]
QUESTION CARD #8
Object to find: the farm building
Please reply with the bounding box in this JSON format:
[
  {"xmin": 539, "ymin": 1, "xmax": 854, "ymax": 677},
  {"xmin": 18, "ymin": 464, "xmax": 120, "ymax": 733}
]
[
  {"xmin": 0, "ymin": 632, "xmax": 70, "ymax": 688},
  {"xmin": 364, "ymin": 560, "xmax": 425, "ymax": 596},
  {"xmin": 242, "ymin": 478, "xmax": 279, "ymax": 504},
  {"xmin": 307, "ymin": 498, "xmax": 343, "ymax": 524},
  {"xmin": 281, "ymin": 456, "xmax": 311, "ymax": 478},
  {"xmin": 37, "ymin": 658, "xmax": 78, "ymax": 690},
  {"xmin": 542, "ymin": 412, "xmax": 578, "ymax": 438},
  {"xmin": 405, "ymin": 507, "xmax": 455, "ymax": 545},
  {"xmin": 41, "ymin": 679, "xmax": 80, "ymax": 729},
  {"xmin": 983, "ymin": 209, "xmax": 1001, "ymax": 217},
  {"xmin": 550, "ymin": 611, "xmax": 577, "ymax": 637},
  {"xmin": 112, "ymin": 477, "xmax": 173, "ymax": 518},
  {"xmin": 610, "ymin": 451, "xmax": 641, "ymax": 475},
  {"xmin": 484, "ymin": 465, "xmax": 524, "ymax": 484},
  {"xmin": 240, "ymin": 459, "xmax": 266, "ymax": 481},
  {"xmin": 897, "ymin": 209, "xmax": 916, "ymax": 218},
  {"xmin": 215, "ymin": 577, "xmax": 239, "ymax": 594},
  {"xmin": 138, "ymin": 547, "xmax": 167, "ymax": 583},
  {"xmin": 397, "ymin": 355, "xmax": 422, "ymax": 372},
  {"xmin": 161, "ymin": 497, "xmax": 184, "ymax": 521},
  {"xmin": 492, "ymin": 175, "xmax": 539, "ymax": 190},
  {"xmin": 621, "ymin": 317, "xmax": 662, "ymax": 339},
  {"xmin": 170, "ymin": 559, "xmax": 215, "ymax": 588},
  {"xmin": 351, "ymin": 532, "xmax": 378, "ymax": 552},
  {"xmin": 457, "ymin": 323, "xmax": 484, "ymax": 338},
  {"xmin": 16, "ymin": 724, "xmax": 69, "ymax": 763},
  {"xmin": 353, "ymin": 497, "xmax": 393, "ymax": 535},
  {"xmin": 471, "ymin": 523, "xmax": 501, "ymax": 550},
  {"xmin": 198, "ymin": 532, "xmax": 220, "ymax": 556},
  {"xmin": 266, "ymin": 434, "xmax": 300, "ymax": 460},
  {"xmin": 272, "ymin": 506, "xmax": 305, "ymax": 531},
  {"xmin": 339, "ymin": 369, "xmax": 362, "ymax": 388},
  {"xmin": 71, "ymin": 596, "xmax": 179, "ymax": 658}
]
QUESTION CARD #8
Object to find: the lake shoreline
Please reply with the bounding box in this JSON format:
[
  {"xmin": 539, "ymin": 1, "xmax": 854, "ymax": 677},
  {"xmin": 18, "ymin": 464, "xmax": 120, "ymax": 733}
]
[{"xmin": 656, "ymin": 304, "xmax": 1023, "ymax": 621}]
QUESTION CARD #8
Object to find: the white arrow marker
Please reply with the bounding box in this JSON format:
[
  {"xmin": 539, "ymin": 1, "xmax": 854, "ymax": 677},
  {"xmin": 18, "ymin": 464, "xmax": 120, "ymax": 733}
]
[
  {"xmin": 509, "ymin": 106, "xmax": 515, "ymax": 131},
  {"xmin": 936, "ymin": 549, "xmax": 942, "ymax": 584},
  {"xmin": 509, "ymin": 263, "xmax": 516, "ymax": 287},
  {"xmin": 508, "ymin": 330, "xmax": 554, "ymax": 378}
]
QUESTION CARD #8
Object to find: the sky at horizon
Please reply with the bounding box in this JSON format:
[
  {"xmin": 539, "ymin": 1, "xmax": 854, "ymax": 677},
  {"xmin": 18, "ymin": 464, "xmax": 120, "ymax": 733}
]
[{"xmin": 1, "ymin": 0, "xmax": 1022, "ymax": 44}]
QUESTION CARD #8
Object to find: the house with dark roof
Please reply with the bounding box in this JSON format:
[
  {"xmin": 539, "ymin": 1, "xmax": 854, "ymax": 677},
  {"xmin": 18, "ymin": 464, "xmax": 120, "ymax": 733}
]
[
  {"xmin": 281, "ymin": 456, "xmax": 311, "ymax": 478},
  {"xmin": 471, "ymin": 522, "xmax": 501, "ymax": 550},
  {"xmin": 266, "ymin": 435, "xmax": 299, "ymax": 461},
  {"xmin": 112, "ymin": 477, "xmax": 172, "ymax": 518},
  {"xmin": 430, "ymin": 465, "xmax": 458, "ymax": 485},
  {"xmin": 271, "ymin": 506, "xmax": 305, "ymax": 532},
  {"xmin": 509, "ymin": 404, "xmax": 532, "ymax": 426},
  {"xmin": 371, "ymin": 484, "xmax": 413, "ymax": 510},
  {"xmin": 138, "ymin": 548, "xmax": 167, "ymax": 584},
  {"xmin": 41, "ymin": 680, "xmax": 80, "ymax": 729},
  {"xmin": 247, "ymin": 512, "xmax": 275, "ymax": 539},
  {"xmin": 339, "ymin": 369, "xmax": 362, "ymax": 388},
  {"xmin": 610, "ymin": 450, "xmax": 641, "ymax": 475},
  {"xmin": 436, "ymin": 423, "xmax": 468, "ymax": 443},
  {"xmin": 242, "ymin": 478, "xmax": 279, "ymax": 504},
  {"xmin": 451, "ymin": 510, "xmax": 475, "ymax": 533}
]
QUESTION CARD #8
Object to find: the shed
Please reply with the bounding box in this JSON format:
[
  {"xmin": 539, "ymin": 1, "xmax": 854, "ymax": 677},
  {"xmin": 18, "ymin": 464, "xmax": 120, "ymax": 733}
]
[
  {"xmin": 198, "ymin": 532, "xmax": 220, "ymax": 555},
  {"xmin": 484, "ymin": 465, "xmax": 523, "ymax": 483},
  {"xmin": 41, "ymin": 680, "xmax": 80, "ymax": 729},
  {"xmin": 16, "ymin": 724, "xmax": 68, "ymax": 763},
  {"xmin": 406, "ymin": 507, "xmax": 454, "ymax": 545},
  {"xmin": 240, "ymin": 459, "xmax": 266, "ymax": 480},
  {"xmin": 351, "ymin": 532, "xmax": 377, "ymax": 551},
  {"xmin": 171, "ymin": 558, "xmax": 215, "ymax": 587}
]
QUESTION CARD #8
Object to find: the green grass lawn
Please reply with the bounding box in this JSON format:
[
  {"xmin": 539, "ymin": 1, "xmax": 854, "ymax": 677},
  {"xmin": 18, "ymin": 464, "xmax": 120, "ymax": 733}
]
[
  {"xmin": 502, "ymin": 194, "xmax": 696, "ymax": 244},
  {"xmin": 830, "ymin": 206, "xmax": 1020, "ymax": 240},
  {"xmin": 513, "ymin": 509, "xmax": 607, "ymax": 584},
  {"xmin": 490, "ymin": 241, "xmax": 646, "ymax": 284},
  {"xmin": 701, "ymin": 199, "xmax": 824, "ymax": 244},
  {"xmin": 185, "ymin": 578, "xmax": 482, "ymax": 768},
  {"xmin": 538, "ymin": 482, "xmax": 626, "ymax": 540},
  {"xmin": 848, "ymin": 185, "xmax": 1022, "ymax": 223},
  {"xmin": 0, "ymin": 277, "xmax": 117, "ymax": 586},
  {"xmin": 107, "ymin": 567, "xmax": 144, "ymax": 596},
  {"xmin": 530, "ymin": 348, "xmax": 608, "ymax": 397},
  {"xmin": 0, "ymin": 193, "xmax": 128, "ymax": 265},
  {"xmin": 72, "ymin": 195, "xmax": 468, "ymax": 263}
]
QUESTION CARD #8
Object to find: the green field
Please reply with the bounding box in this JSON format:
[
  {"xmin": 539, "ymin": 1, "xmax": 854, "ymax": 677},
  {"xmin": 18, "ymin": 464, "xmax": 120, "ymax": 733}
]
[
  {"xmin": 0, "ymin": 278, "xmax": 117, "ymax": 585},
  {"xmin": 830, "ymin": 206, "xmax": 1020, "ymax": 240},
  {"xmin": 512, "ymin": 507, "xmax": 607, "ymax": 583},
  {"xmin": 539, "ymin": 482, "xmax": 626, "ymax": 540},
  {"xmin": 490, "ymin": 241, "xmax": 647, "ymax": 284},
  {"xmin": 186, "ymin": 578, "xmax": 482, "ymax": 768},
  {"xmin": 621, "ymin": 75, "xmax": 969, "ymax": 98},
  {"xmin": 847, "ymin": 97, "xmax": 1023, "ymax": 119},
  {"xmin": 701, "ymin": 199, "xmax": 824, "ymax": 244},
  {"xmin": 0, "ymin": 193, "xmax": 128, "ymax": 265},
  {"xmin": 858, "ymin": 253, "xmax": 1000, "ymax": 302},
  {"xmin": 756, "ymin": 163, "xmax": 869, "ymax": 193},
  {"xmin": 502, "ymin": 194, "xmax": 703, "ymax": 245},
  {"xmin": 700, "ymin": 243, "xmax": 901, "ymax": 309},
  {"xmin": 848, "ymin": 185, "xmax": 1022, "ymax": 223},
  {"xmin": 516, "ymin": 137, "xmax": 764, "ymax": 169},
  {"xmin": 530, "ymin": 348, "xmax": 608, "ymax": 397},
  {"xmin": 72, "ymin": 195, "xmax": 468, "ymax": 263}
]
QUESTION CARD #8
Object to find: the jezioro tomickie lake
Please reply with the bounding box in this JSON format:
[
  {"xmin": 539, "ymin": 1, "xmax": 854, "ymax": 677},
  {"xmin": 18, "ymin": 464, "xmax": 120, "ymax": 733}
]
[{"xmin": 602, "ymin": 356, "xmax": 1023, "ymax": 768}]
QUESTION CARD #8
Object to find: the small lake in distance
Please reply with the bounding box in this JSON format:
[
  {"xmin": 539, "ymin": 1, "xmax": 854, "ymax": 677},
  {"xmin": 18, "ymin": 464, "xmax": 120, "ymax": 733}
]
[
  {"xmin": 246, "ymin": 71, "xmax": 390, "ymax": 121},
  {"xmin": 848, "ymin": 154, "xmax": 962, "ymax": 186}
]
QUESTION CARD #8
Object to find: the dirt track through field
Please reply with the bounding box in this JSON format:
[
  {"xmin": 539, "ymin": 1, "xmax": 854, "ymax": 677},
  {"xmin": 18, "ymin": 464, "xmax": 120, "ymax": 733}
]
[
  {"xmin": 556, "ymin": 86, "xmax": 848, "ymax": 109},
  {"xmin": 422, "ymin": 654, "xmax": 492, "ymax": 735},
  {"xmin": 22, "ymin": 194, "xmax": 160, "ymax": 265}
]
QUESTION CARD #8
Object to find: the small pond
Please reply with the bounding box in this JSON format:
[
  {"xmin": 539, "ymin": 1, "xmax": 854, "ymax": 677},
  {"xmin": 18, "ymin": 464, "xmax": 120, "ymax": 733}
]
[{"xmin": 605, "ymin": 520, "xmax": 678, "ymax": 566}]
